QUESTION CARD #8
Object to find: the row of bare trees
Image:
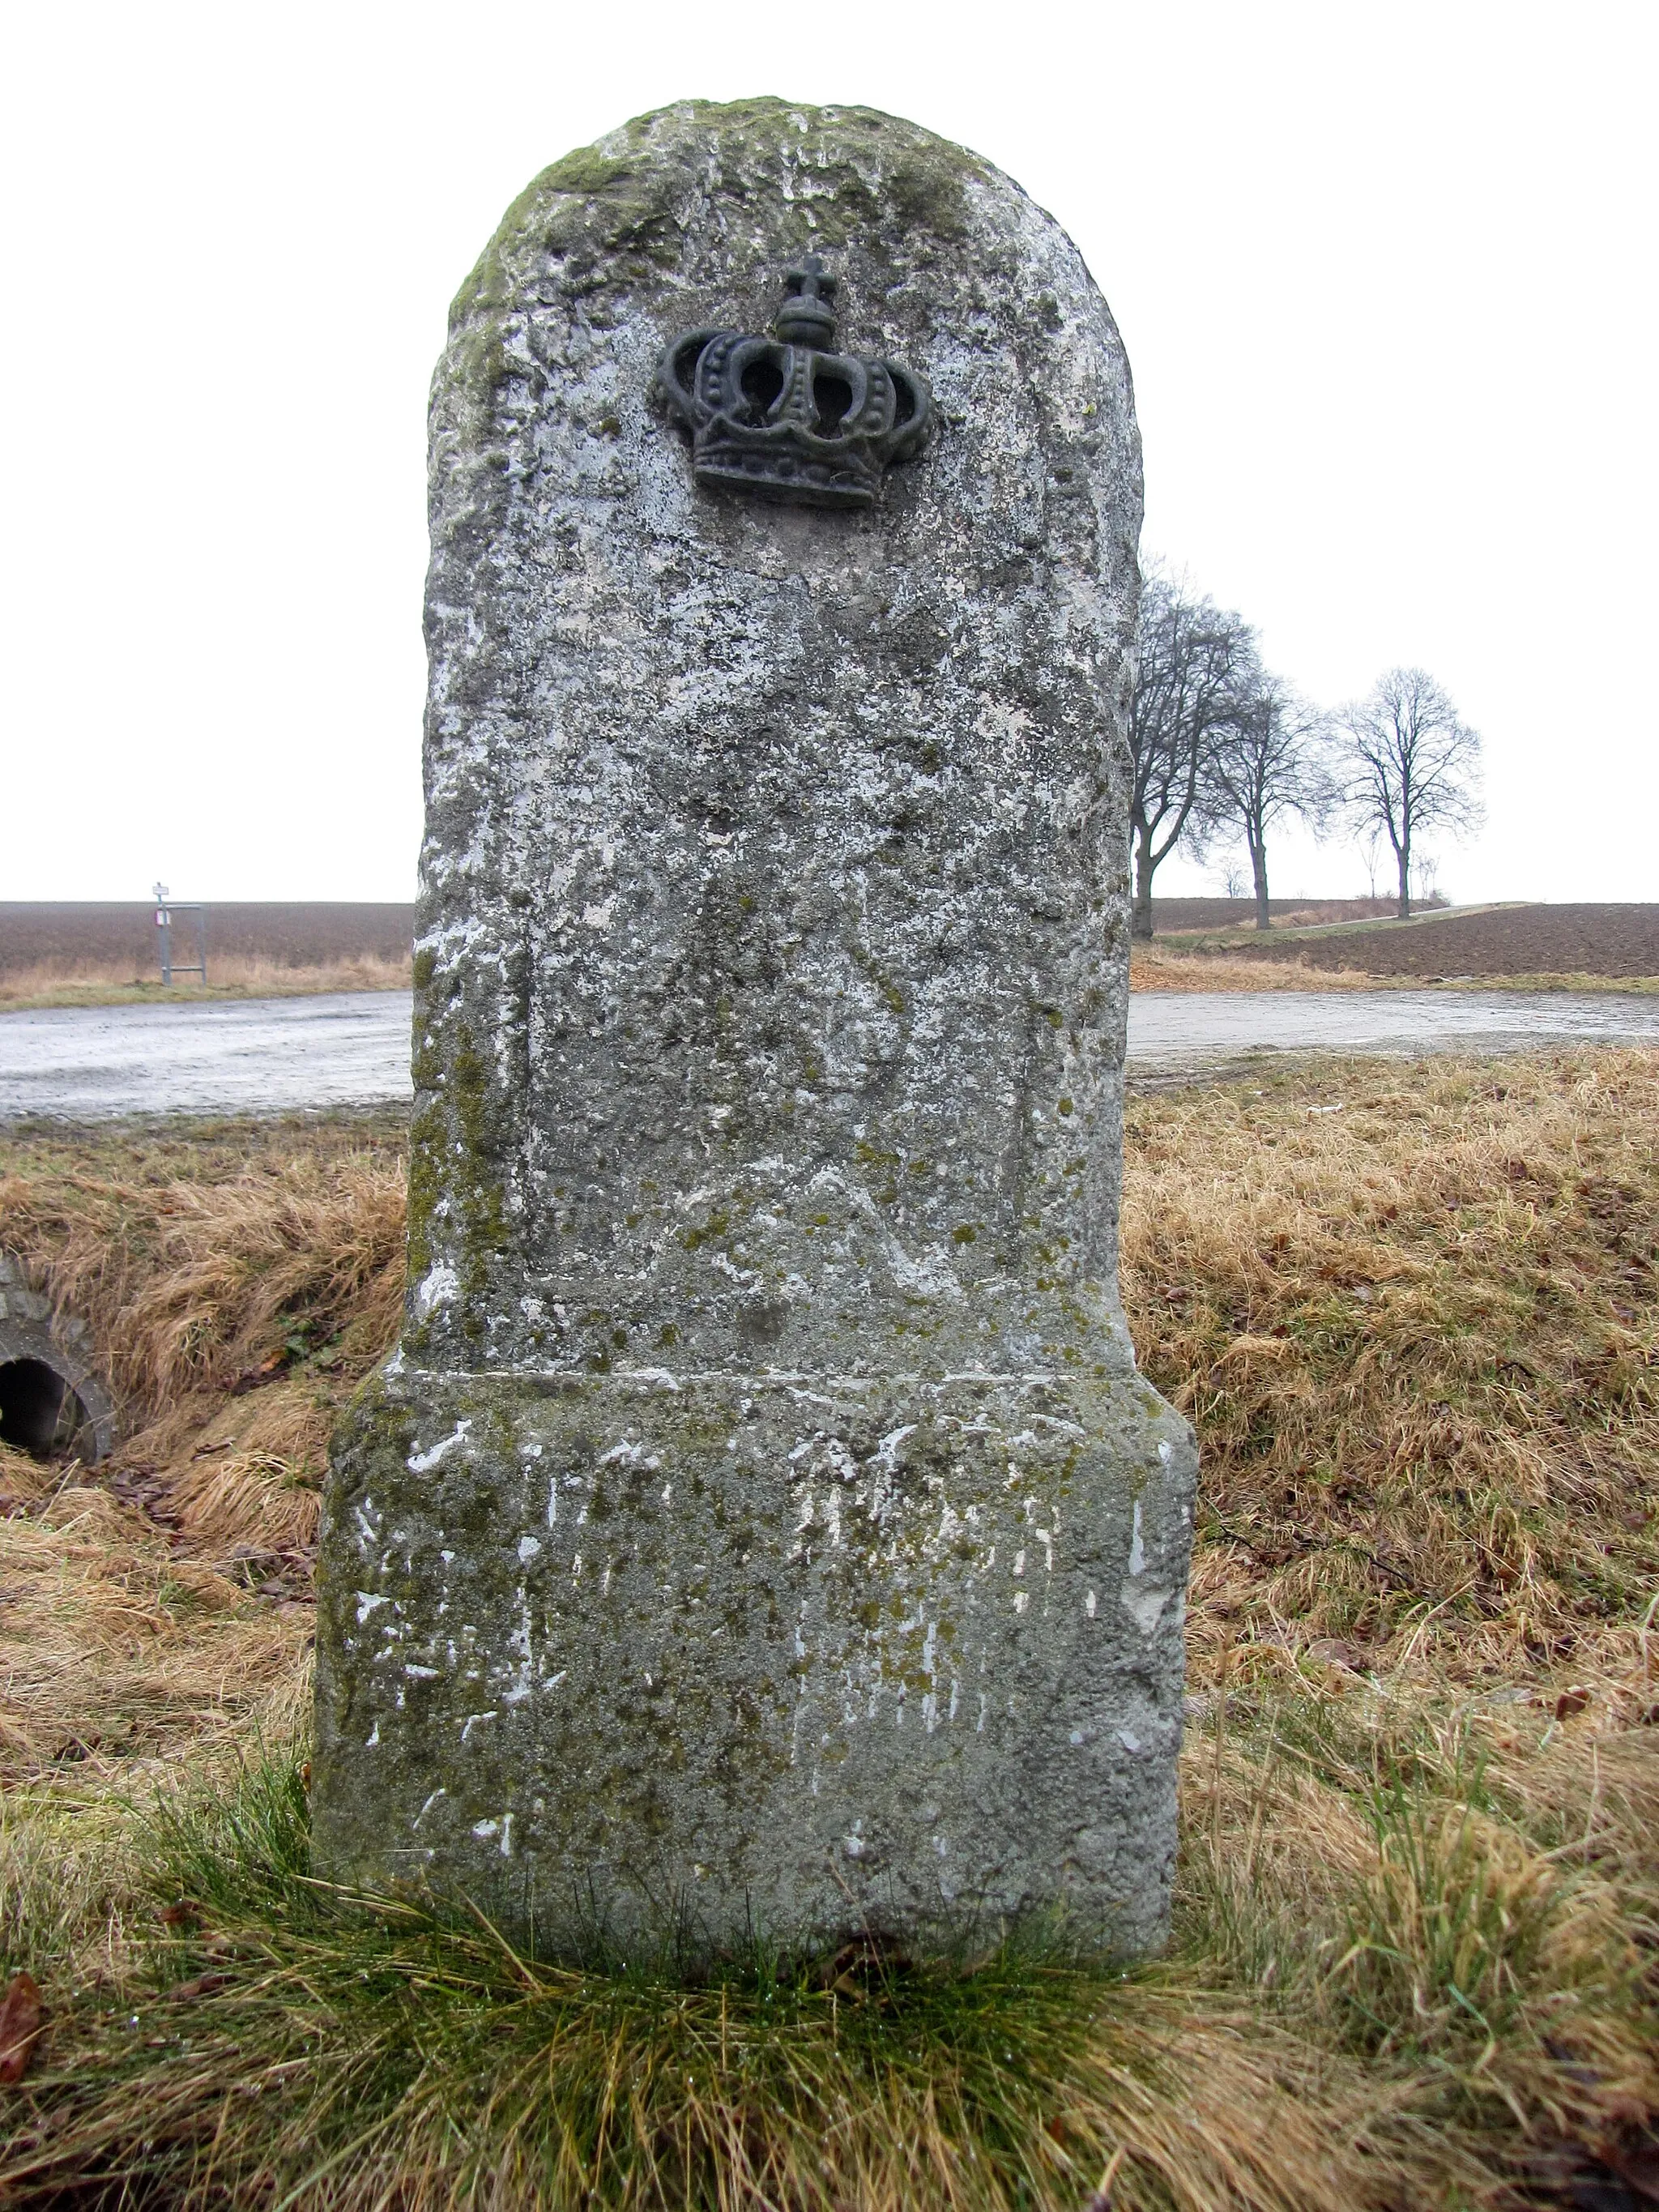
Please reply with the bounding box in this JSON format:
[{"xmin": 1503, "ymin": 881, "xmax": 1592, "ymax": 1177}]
[{"xmin": 1128, "ymin": 570, "xmax": 1484, "ymax": 937}]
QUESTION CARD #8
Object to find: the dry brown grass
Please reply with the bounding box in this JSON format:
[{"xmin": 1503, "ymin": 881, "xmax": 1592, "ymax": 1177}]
[
  {"xmin": 1121, "ymin": 1050, "xmax": 1659, "ymax": 1685},
  {"xmin": 0, "ymin": 951, "xmax": 412, "ymax": 1010},
  {"xmin": 0, "ymin": 1450, "xmax": 309, "ymax": 1789},
  {"xmin": 1128, "ymin": 946, "xmax": 1659, "ymax": 993},
  {"xmin": 0, "ymin": 1134, "xmax": 405, "ymax": 1412},
  {"xmin": 1129, "ymin": 948, "xmax": 1416, "ymax": 992},
  {"xmin": 0, "ymin": 1062, "xmax": 1653, "ymax": 2206},
  {"xmin": 0, "ymin": 1117, "xmax": 404, "ymax": 1800}
]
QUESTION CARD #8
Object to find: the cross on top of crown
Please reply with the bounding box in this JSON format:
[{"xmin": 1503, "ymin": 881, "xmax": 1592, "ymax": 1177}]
[{"xmin": 774, "ymin": 255, "xmax": 838, "ymax": 348}]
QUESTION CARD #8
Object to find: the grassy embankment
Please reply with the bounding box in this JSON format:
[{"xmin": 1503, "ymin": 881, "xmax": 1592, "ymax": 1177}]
[
  {"xmin": 10, "ymin": 954, "xmax": 1653, "ymax": 1010},
  {"xmin": 0, "ymin": 954, "xmax": 413, "ymax": 1013},
  {"xmin": 0, "ymin": 1053, "xmax": 1655, "ymax": 2207},
  {"xmin": 8, "ymin": 952, "xmax": 1657, "ymax": 1009},
  {"xmin": 1129, "ymin": 946, "xmax": 1659, "ymax": 994}
]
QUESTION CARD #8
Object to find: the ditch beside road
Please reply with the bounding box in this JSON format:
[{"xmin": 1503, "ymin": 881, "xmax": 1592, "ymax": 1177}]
[{"xmin": 2, "ymin": 989, "xmax": 1658, "ymax": 1121}]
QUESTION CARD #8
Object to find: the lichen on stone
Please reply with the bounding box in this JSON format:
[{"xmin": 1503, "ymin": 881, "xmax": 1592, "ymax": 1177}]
[{"xmin": 318, "ymin": 96, "xmax": 1188, "ymax": 1966}]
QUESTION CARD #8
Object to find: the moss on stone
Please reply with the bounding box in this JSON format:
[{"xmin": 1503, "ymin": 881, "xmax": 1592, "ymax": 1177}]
[
  {"xmin": 404, "ymin": 1100, "xmax": 443, "ymax": 1287},
  {"xmin": 444, "ymin": 96, "xmax": 992, "ymax": 412},
  {"xmin": 541, "ymin": 147, "xmax": 634, "ymax": 197}
]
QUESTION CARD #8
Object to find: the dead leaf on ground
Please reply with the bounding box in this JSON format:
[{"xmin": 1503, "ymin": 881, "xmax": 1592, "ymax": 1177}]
[
  {"xmin": 164, "ymin": 1971, "xmax": 231, "ymax": 2002},
  {"xmin": 0, "ymin": 1971, "xmax": 45, "ymax": 2084}
]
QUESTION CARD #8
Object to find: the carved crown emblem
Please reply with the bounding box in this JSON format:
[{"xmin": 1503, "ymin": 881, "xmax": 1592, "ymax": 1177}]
[{"xmin": 657, "ymin": 257, "xmax": 932, "ymax": 510}]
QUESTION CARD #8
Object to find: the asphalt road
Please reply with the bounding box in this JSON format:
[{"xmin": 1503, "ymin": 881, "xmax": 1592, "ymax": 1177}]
[{"xmin": 2, "ymin": 988, "xmax": 1657, "ymax": 1120}]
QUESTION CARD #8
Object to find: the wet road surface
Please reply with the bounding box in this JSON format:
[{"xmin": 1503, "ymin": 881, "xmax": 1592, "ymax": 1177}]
[
  {"xmin": 2, "ymin": 989, "xmax": 1657, "ymax": 1120},
  {"xmin": 1122, "ymin": 989, "xmax": 1659, "ymax": 1084},
  {"xmin": 0, "ymin": 993, "xmax": 413, "ymax": 1120}
]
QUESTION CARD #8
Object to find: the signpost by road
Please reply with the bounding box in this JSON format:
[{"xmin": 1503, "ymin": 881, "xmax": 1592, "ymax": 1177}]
[{"xmin": 152, "ymin": 882, "xmax": 207, "ymax": 988}]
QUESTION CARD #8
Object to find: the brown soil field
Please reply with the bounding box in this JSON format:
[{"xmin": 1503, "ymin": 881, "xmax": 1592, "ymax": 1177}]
[
  {"xmin": 1206, "ymin": 903, "xmax": 1659, "ymax": 980},
  {"xmin": 1150, "ymin": 895, "xmax": 1427, "ymax": 931},
  {"xmin": 0, "ymin": 903, "xmax": 416, "ymax": 982},
  {"xmin": 0, "ymin": 901, "xmax": 1410, "ymax": 980}
]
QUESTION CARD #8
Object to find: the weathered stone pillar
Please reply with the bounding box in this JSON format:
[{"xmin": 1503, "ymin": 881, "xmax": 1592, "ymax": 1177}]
[{"xmin": 314, "ymin": 99, "xmax": 1196, "ymax": 1960}]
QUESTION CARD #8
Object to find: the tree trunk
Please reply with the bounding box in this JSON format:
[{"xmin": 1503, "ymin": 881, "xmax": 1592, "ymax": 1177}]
[
  {"xmin": 1397, "ymin": 841, "xmax": 1411, "ymax": 920},
  {"xmin": 1250, "ymin": 834, "xmax": 1270, "ymax": 931},
  {"xmin": 1132, "ymin": 824, "xmax": 1155, "ymax": 940}
]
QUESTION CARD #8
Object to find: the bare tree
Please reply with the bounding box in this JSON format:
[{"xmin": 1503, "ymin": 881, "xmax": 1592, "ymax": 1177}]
[
  {"xmin": 1128, "ymin": 572, "xmax": 1256, "ymax": 939},
  {"xmin": 1359, "ymin": 824, "xmax": 1384, "ymax": 903},
  {"xmin": 1335, "ymin": 668, "xmax": 1482, "ymax": 918},
  {"xmin": 1205, "ymin": 675, "xmax": 1334, "ymax": 930}
]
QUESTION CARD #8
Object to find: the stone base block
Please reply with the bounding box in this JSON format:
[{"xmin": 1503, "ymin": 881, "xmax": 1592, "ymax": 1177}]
[{"xmin": 313, "ymin": 1364, "xmax": 1195, "ymax": 1959}]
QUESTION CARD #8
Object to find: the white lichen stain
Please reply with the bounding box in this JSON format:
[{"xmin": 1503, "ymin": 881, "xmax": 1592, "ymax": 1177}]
[
  {"xmin": 1120, "ymin": 1580, "xmax": 1170, "ymax": 1634},
  {"xmin": 872, "ymin": 1423, "xmax": 916, "ymax": 1470},
  {"xmin": 412, "ymin": 1264, "xmax": 459, "ymax": 1322},
  {"xmin": 407, "ymin": 1419, "xmax": 471, "ymax": 1473}
]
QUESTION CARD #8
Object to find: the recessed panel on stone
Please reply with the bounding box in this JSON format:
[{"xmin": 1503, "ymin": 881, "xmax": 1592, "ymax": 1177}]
[{"xmin": 313, "ymin": 97, "xmax": 1196, "ymax": 1961}]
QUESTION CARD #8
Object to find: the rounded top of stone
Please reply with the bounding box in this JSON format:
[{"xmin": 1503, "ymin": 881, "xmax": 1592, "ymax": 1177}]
[{"xmin": 445, "ymin": 96, "xmax": 1075, "ymax": 342}]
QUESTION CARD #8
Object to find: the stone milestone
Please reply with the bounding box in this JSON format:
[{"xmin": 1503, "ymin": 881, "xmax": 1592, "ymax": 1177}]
[{"xmin": 313, "ymin": 98, "xmax": 1196, "ymax": 1960}]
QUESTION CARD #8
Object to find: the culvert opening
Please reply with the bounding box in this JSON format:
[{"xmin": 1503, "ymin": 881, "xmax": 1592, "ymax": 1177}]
[{"xmin": 0, "ymin": 1356, "xmax": 85, "ymax": 1457}]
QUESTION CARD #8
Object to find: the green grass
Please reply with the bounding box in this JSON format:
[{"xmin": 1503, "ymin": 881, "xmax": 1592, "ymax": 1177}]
[{"xmin": 0, "ymin": 1752, "xmax": 1328, "ymax": 2212}]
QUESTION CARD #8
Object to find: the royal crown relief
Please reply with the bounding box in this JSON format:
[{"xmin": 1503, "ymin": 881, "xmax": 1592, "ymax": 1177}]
[{"xmin": 657, "ymin": 256, "xmax": 932, "ymax": 510}]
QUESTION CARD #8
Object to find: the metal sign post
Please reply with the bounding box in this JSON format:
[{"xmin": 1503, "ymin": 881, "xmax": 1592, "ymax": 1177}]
[{"xmin": 152, "ymin": 882, "xmax": 207, "ymax": 986}]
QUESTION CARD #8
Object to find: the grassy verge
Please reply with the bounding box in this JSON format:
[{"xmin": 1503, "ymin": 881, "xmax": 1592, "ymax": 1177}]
[
  {"xmin": 9, "ymin": 951, "xmax": 1654, "ymax": 1007},
  {"xmin": 0, "ymin": 955, "xmax": 412, "ymax": 1012},
  {"xmin": 0, "ymin": 1055, "xmax": 1655, "ymax": 2206},
  {"xmin": 1129, "ymin": 947, "xmax": 1659, "ymax": 993}
]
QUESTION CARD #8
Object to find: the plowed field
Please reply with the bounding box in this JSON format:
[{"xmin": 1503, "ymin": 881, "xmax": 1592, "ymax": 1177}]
[
  {"xmin": 1234, "ymin": 903, "xmax": 1659, "ymax": 979},
  {"xmin": 0, "ymin": 902, "xmax": 414, "ymax": 980}
]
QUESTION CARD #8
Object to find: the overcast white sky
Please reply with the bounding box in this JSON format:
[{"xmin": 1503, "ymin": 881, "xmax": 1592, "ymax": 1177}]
[{"xmin": 2, "ymin": 1, "xmax": 1653, "ymax": 905}]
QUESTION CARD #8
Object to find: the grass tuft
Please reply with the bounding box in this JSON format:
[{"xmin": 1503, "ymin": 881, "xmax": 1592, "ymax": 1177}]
[{"xmin": 2, "ymin": 1750, "xmax": 1384, "ymax": 2212}]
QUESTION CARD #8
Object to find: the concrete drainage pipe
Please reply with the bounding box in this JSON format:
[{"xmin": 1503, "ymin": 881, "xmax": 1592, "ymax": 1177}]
[{"xmin": 0, "ymin": 1254, "xmax": 114, "ymax": 1463}]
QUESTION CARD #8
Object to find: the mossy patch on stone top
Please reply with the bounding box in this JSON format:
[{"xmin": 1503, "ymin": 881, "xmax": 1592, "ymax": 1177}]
[{"xmin": 444, "ymin": 96, "xmax": 993, "ymax": 352}]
